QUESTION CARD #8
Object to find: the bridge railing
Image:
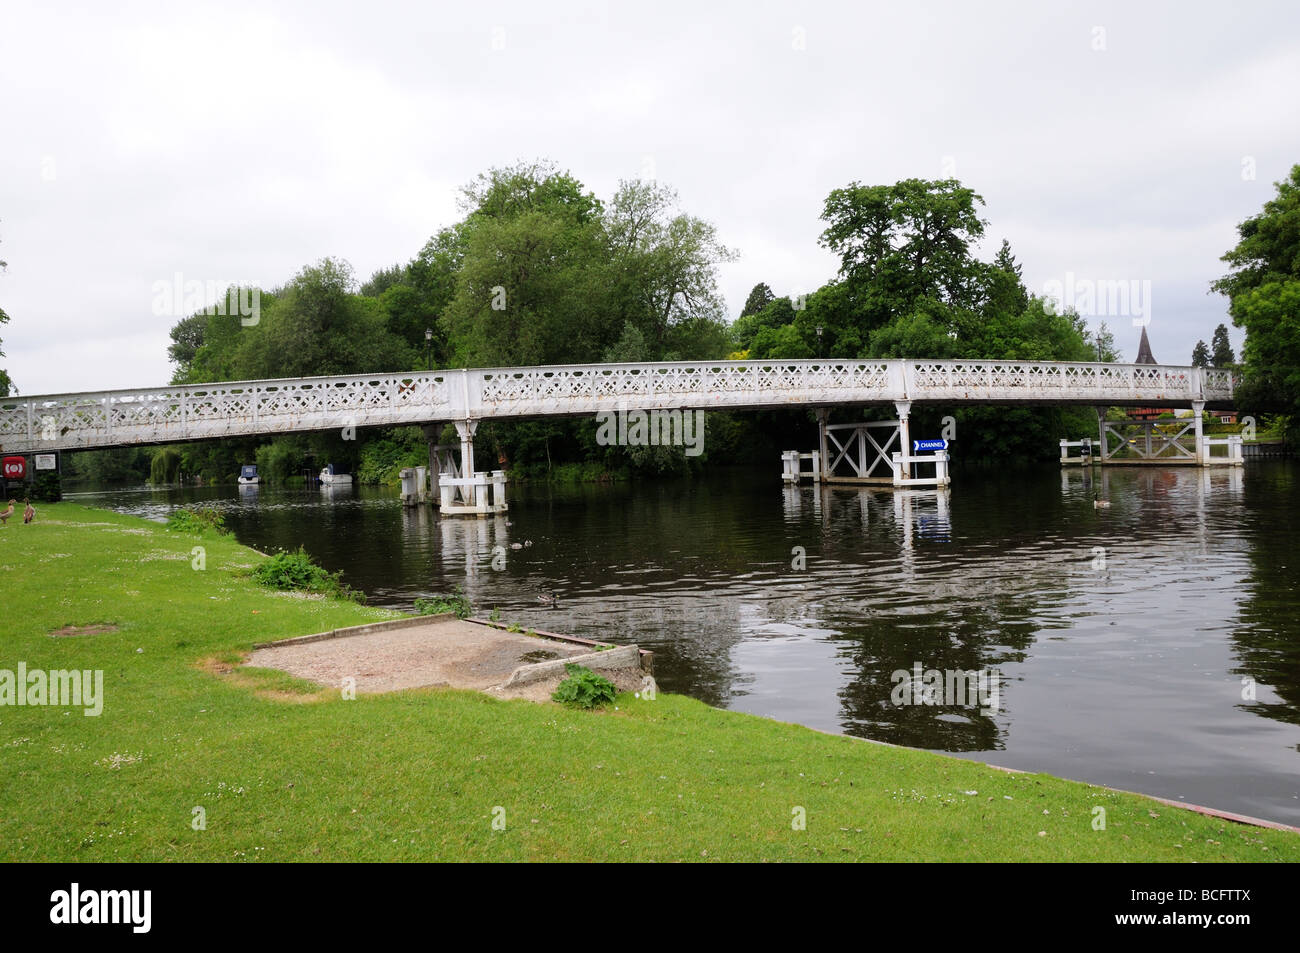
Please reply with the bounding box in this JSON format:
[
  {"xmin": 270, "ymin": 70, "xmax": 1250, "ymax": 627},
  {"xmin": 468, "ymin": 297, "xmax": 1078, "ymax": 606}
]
[
  {"xmin": 905, "ymin": 360, "xmax": 1231, "ymax": 401},
  {"xmin": 0, "ymin": 359, "xmax": 1235, "ymax": 453},
  {"xmin": 473, "ymin": 360, "xmax": 897, "ymax": 410},
  {"xmin": 0, "ymin": 372, "xmax": 453, "ymax": 451}
]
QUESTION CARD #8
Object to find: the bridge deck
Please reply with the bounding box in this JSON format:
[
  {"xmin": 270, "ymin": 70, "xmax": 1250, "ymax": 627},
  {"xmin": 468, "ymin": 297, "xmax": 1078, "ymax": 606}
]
[{"xmin": 0, "ymin": 359, "xmax": 1234, "ymax": 453}]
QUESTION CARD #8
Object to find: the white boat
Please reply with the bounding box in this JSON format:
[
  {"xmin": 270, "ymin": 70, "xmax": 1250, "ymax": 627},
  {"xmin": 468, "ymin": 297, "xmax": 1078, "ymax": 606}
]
[
  {"xmin": 237, "ymin": 465, "xmax": 259, "ymax": 485},
  {"xmin": 319, "ymin": 463, "xmax": 352, "ymax": 486}
]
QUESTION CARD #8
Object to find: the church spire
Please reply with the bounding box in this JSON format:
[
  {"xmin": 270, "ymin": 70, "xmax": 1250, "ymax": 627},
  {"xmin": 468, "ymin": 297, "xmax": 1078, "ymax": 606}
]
[{"xmin": 1135, "ymin": 326, "xmax": 1156, "ymax": 364}]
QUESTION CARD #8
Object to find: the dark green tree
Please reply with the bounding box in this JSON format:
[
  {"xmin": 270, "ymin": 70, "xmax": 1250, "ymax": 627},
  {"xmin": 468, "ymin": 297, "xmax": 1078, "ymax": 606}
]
[
  {"xmin": 984, "ymin": 239, "xmax": 1031, "ymax": 318},
  {"xmin": 360, "ymin": 264, "xmax": 405, "ymax": 297},
  {"xmin": 819, "ymin": 177, "xmax": 988, "ymax": 328},
  {"xmin": 1212, "ymin": 164, "xmax": 1300, "ymax": 415},
  {"xmin": 740, "ymin": 282, "xmax": 776, "ymax": 318},
  {"xmin": 1191, "ymin": 340, "xmax": 1211, "ymax": 367},
  {"xmin": 1210, "ymin": 323, "xmax": 1235, "ymax": 366}
]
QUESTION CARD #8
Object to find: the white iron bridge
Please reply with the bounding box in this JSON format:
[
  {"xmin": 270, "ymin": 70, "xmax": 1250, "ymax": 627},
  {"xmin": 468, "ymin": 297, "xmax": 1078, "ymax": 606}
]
[{"xmin": 0, "ymin": 358, "xmax": 1235, "ymax": 454}]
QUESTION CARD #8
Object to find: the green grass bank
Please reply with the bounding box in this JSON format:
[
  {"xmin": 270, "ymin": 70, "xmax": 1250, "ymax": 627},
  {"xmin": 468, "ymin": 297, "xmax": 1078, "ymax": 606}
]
[{"xmin": 0, "ymin": 503, "xmax": 1295, "ymax": 862}]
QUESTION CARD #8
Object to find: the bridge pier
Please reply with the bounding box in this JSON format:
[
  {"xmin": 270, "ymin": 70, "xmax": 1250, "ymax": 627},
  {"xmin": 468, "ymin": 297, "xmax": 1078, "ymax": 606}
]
[
  {"xmin": 425, "ymin": 419, "xmax": 508, "ymax": 516},
  {"xmin": 1192, "ymin": 400, "xmax": 1205, "ymax": 465},
  {"xmin": 895, "ymin": 401, "xmax": 912, "ymax": 480},
  {"xmin": 1094, "ymin": 405, "xmax": 1212, "ymax": 467}
]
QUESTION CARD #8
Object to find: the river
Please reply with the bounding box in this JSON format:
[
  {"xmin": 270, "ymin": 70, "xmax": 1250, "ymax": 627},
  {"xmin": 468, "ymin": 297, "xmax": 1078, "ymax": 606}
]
[{"xmin": 68, "ymin": 461, "xmax": 1300, "ymax": 825}]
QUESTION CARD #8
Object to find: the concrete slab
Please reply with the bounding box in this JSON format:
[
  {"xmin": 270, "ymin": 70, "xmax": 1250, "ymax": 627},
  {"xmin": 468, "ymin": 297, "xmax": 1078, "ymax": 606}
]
[{"xmin": 245, "ymin": 615, "xmax": 647, "ymax": 701}]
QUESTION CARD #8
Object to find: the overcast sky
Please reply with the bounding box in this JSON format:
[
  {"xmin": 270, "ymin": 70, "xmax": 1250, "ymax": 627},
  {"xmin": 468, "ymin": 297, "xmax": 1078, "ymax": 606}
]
[{"xmin": 2, "ymin": 0, "xmax": 1297, "ymax": 395}]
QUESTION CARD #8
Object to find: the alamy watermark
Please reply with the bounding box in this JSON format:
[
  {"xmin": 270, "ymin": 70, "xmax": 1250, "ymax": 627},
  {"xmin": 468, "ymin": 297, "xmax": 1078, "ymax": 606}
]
[
  {"xmin": 151, "ymin": 272, "xmax": 261, "ymax": 326},
  {"xmin": 595, "ymin": 406, "xmax": 705, "ymax": 457},
  {"xmin": 890, "ymin": 663, "xmax": 1001, "ymax": 712},
  {"xmin": 1042, "ymin": 272, "xmax": 1152, "ymax": 327},
  {"xmin": 0, "ymin": 663, "xmax": 103, "ymax": 716},
  {"xmin": 50, "ymin": 883, "xmax": 150, "ymax": 933}
]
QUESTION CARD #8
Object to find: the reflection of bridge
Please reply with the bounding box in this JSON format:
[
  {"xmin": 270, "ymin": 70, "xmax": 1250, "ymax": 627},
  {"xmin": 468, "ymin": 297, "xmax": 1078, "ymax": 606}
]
[{"xmin": 1, "ymin": 358, "xmax": 1234, "ymax": 509}]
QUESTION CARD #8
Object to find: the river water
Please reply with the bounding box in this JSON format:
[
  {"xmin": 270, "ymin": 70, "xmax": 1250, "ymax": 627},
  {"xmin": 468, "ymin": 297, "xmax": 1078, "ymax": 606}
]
[{"xmin": 69, "ymin": 461, "xmax": 1300, "ymax": 824}]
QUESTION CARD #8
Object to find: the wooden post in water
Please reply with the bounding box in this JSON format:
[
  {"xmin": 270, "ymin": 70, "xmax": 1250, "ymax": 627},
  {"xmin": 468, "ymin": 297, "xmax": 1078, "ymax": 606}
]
[{"xmin": 816, "ymin": 408, "xmax": 830, "ymax": 483}]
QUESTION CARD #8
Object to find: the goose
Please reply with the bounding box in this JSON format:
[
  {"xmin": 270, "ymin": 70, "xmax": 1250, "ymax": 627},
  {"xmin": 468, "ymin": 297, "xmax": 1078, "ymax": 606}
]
[
  {"xmin": 23, "ymin": 499, "xmax": 35, "ymax": 524},
  {"xmin": 0, "ymin": 500, "xmax": 14, "ymax": 524},
  {"xmin": 1093, "ymin": 493, "xmax": 1111, "ymax": 509},
  {"xmin": 537, "ymin": 591, "xmax": 558, "ymax": 608},
  {"xmin": 510, "ymin": 542, "xmax": 523, "ymax": 550}
]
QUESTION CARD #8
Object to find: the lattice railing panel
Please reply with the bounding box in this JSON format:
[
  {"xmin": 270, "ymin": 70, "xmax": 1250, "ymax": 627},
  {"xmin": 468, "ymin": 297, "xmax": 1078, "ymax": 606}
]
[{"xmin": 1, "ymin": 361, "xmax": 1232, "ymax": 453}]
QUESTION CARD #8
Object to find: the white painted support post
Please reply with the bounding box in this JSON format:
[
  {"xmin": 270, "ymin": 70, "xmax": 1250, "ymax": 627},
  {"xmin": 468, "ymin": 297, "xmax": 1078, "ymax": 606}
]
[
  {"xmin": 891, "ymin": 450, "xmax": 950, "ymax": 487},
  {"xmin": 1192, "ymin": 401, "xmax": 1205, "ymax": 466},
  {"xmin": 895, "ymin": 401, "xmax": 912, "ymax": 480},
  {"xmin": 455, "ymin": 419, "xmax": 478, "ymax": 508},
  {"xmin": 1096, "ymin": 408, "xmax": 1110, "ymax": 464},
  {"xmin": 781, "ymin": 450, "xmax": 797, "ymax": 483}
]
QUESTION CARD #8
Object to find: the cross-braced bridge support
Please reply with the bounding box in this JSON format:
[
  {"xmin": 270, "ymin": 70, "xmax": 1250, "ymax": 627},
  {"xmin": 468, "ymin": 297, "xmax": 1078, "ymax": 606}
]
[
  {"xmin": 1094, "ymin": 402, "xmax": 1222, "ymax": 467},
  {"xmin": 810, "ymin": 402, "xmax": 914, "ymax": 484},
  {"xmin": 423, "ymin": 420, "xmax": 507, "ymax": 516}
]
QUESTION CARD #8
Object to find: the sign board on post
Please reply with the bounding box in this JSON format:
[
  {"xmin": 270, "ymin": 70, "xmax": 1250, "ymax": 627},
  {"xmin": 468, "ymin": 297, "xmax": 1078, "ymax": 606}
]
[
  {"xmin": 35, "ymin": 454, "xmax": 57, "ymax": 470},
  {"xmin": 912, "ymin": 439, "xmax": 948, "ymax": 453},
  {"xmin": 2, "ymin": 456, "xmax": 26, "ymax": 480}
]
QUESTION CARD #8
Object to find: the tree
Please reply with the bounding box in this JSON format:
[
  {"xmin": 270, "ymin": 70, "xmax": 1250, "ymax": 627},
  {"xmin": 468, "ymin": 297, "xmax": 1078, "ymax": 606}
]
[
  {"xmin": 983, "ymin": 239, "xmax": 1031, "ymax": 318},
  {"xmin": 819, "ymin": 177, "xmax": 988, "ymax": 326},
  {"xmin": 1191, "ymin": 340, "xmax": 1211, "ymax": 367},
  {"xmin": 1090, "ymin": 320, "xmax": 1120, "ymax": 362},
  {"xmin": 1210, "ymin": 323, "xmax": 1235, "ymax": 366},
  {"xmin": 167, "ymin": 313, "xmax": 207, "ymax": 372},
  {"xmin": 734, "ymin": 296, "xmax": 796, "ymax": 353},
  {"xmin": 360, "ymin": 264, "xmax": 405, "ymax": 297},
  {"xmin": 602, "ymin": 178, "xmax": 736, "ymax": 357},
  {"xmin": 440, "ymin": 163, "xmax": 610, "ymax": 367},
  {"xmin": 1212, "ymin": 164, "xmax": 1300, "ymax": 415},
  {"xmin": 740, "ymin": 282, "xmax": 776, "ymax": 318}
]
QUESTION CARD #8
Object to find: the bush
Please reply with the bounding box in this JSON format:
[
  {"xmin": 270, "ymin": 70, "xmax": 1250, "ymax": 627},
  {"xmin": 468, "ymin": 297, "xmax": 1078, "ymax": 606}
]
[
  {"xmin": 31, "ymin": 472, "xmax": 62, "ymax": 503},
  {"xmin": 551, "ymin": 664, "xmax": 617, "ymax": 709},
  {"xmin": 357, "ymin": 428, "xmax": 426, "ymax": 485},
  {"xmin": 166, "ymin": 507, "xmax": 228, "ymax": 535},
  {"xmin": 252, "ymin": 546, "xmax": 363, "ymax": 602},
  {"xmin": 414, "ymin": 587, "xmax": 471, "ymax": 619}
]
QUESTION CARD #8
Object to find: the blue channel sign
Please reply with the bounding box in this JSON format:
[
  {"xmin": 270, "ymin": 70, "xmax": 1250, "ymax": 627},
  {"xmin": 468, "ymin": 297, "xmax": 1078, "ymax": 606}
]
[{"xmin": 913, "ymin": 438, "xmax": 948, "ymax": 453}]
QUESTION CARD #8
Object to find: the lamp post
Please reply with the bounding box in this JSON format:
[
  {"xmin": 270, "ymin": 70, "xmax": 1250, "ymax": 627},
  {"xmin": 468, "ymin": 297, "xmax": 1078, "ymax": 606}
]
[
  {"xmin": 815, "ymin": 325, "xmax": 823, "ymax": 358},
  {"xmin": 424, "ymin": 328, "xmax": 433, "ymax": 370}
]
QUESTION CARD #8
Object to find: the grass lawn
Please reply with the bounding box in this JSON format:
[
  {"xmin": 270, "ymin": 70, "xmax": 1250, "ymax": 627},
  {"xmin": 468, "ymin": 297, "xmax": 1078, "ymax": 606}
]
[{"xmin": 1, "ymin": 502, "xmax": 1296, "ymax": 862}]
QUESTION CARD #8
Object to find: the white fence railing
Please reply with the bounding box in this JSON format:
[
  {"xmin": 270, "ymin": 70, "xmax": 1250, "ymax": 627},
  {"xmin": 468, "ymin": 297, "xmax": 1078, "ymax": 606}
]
[{"xmin": 0, "ymin": 359, "xmax": 1235, "ymax": 453}]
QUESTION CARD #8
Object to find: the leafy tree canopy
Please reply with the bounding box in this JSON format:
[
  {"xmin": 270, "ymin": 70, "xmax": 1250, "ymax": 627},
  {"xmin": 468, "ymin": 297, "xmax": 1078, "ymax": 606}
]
[{"xmin": 1213, "ymin": 164, "xmax": 1300, "ymax": 415}]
